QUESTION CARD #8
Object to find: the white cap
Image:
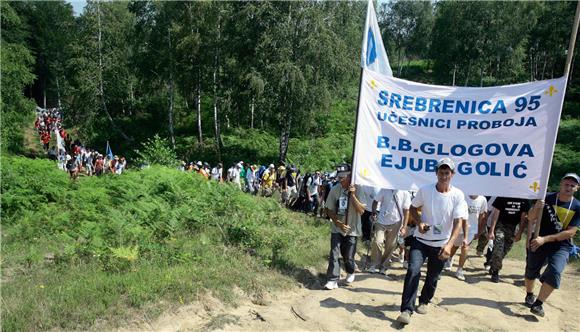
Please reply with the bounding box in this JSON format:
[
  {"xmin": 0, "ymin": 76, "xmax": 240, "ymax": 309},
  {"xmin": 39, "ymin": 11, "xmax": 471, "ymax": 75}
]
[{"xmin": 436, "ymin": 157, "xmax": 455, "ymax": 171}]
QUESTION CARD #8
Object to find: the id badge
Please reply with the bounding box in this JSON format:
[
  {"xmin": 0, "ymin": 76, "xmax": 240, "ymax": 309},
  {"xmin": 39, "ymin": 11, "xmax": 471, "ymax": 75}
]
[
  {"xmin": 433, "ymin": 224, "xmax": 443, "ymax": 235},
  {"xmin": 338, "ymin": 196, "xmax": 348, "ymax": 215}
]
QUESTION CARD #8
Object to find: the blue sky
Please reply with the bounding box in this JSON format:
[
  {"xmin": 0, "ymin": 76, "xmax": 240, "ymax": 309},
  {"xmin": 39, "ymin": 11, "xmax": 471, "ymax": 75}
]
[{"xmin": 67, "ymin": 0, "xmax": 87, "ymax": 16}]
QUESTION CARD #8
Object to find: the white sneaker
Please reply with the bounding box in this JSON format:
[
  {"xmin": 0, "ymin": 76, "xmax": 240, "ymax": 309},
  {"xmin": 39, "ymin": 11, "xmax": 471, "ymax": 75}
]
[
  {"xmin": 367, "ymin": 265, "xmax": 377, "ymax": 274},
  {"xmin": 346, "ymin": 273, "xmax": 355, "ymax": 284},
  {"xmin": 455, "ymin": 269, "xmax": 466, "ymax": 281},
  {"xmin": 399, "ymin": 256, "xmax": 405, "ymax": 264},
  {"xmin": 444, "ymin": 258, "xmax": 452, "ymax": 271},
  {"xmin": 324, "ymin": 281, "xmax": 339, "ymax": 290}
]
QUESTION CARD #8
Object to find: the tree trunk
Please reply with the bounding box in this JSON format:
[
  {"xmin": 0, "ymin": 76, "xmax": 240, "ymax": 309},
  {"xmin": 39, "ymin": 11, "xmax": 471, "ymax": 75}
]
[
  {"xmin": 196, "ymin": 82, "xmax": 202, "ymax": 145},
  {"xmin": 167, "ymin": 76, "xmax": 176, "ymax": 149},
  {"xmin": 464, "ymin": 59, "xmax": 472, "ymax": 86},
  {"xmin": 278, "ymin": 112, "xmax": 292, "ymax": 164},
  {"xmin": 96, "ymin": 0, "xmax": 132, "ymax": 142},
  {"xmin": 56, "ymin": 75, "xmax": 62, "ymax": 109},
  {"xmin": 43, "ymin": 77, "xmax": 47, "ymax": 109},
  {"xmin": 479, "ymin": 67, "xmax": 484, "ymax": 87},
  {"xmin": 250, "ymin": 96, "xmax": 255, "ymax": 129},
  {"xmin": 167, "ymin": 28, "xmax": 176, "ymax": 149},
  {"xmin": 452, "ymin": 64, "xmax": 457, "ymax": 86},
  {"xmin": 541, "ymin": 53, "xmax": 547, "ymax": 80},
  {"xmin": 213, "ymin": 12, "xmax": 223, "ymax": 159}
]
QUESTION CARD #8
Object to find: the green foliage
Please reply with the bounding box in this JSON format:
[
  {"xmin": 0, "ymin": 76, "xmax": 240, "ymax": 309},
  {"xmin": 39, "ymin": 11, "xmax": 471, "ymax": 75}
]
[
  {"xmin": 1, "ymin": 155, "xmax": 328, "ymax": 330},
  {"xmin": 0, "ymin": 2, "xmax": 37, "ymax": 154},
  {"xmin": 134, "ymin": 134, "xmax": 178, "ymax": 167}
]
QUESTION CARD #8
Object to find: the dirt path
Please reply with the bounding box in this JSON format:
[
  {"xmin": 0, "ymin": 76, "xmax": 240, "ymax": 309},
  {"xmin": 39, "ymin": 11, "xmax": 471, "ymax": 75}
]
[{"xmin": 126, "ymin": 253, "xmax": 580, "ymax": 332}]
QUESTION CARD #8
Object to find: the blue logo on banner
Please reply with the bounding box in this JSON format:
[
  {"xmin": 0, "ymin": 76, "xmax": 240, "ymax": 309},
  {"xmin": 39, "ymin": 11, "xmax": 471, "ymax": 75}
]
[{"xmin": 366, "ymin": 28, "xmax": 376, "ymax": 66}]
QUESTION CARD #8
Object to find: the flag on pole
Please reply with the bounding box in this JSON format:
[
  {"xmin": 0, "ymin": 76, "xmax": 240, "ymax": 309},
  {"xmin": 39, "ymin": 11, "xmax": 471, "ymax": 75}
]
[
  {"xmin": 361, "ymin": 0, "xmax": 393, "ymax": 77},
  {"xmin": 106, "ymin": 141, "xmax": 113, "ymax": 159}
]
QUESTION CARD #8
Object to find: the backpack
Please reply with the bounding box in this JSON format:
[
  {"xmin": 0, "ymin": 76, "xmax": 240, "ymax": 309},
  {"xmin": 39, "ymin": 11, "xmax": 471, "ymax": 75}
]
[{"xmin": 257, "ymin": 166, "xmax": 266, "ymax": 179}]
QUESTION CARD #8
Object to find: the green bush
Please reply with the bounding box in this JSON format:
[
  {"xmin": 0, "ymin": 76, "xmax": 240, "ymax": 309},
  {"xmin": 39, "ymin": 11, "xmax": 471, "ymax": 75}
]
[
  {"xmin": 0, "ymin": 155, "xmax": 328, "ymax": 330},
  {"xmin": 133, "ymin": 134, "xmax": 179, "ymax": 168}
]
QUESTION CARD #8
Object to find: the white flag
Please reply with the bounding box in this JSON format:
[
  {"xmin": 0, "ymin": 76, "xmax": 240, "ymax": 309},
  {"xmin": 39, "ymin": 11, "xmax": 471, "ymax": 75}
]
[{"xmin": 361, "ymin": 0, "xmax": 393, "ymax": 77}]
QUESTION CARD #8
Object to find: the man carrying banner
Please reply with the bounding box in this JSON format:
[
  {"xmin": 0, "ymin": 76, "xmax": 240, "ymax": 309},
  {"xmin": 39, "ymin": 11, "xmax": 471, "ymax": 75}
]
[
  {"xmin": 524, "ymin": 173, "xmax": 580, "ymax": 317},
  {"xmin": 397, "ymin": 158, "xmax": 468, "ymax": 325},
  {"xmin": 323, "ymin": 164, "xmax": 366, "ymax": 290}
]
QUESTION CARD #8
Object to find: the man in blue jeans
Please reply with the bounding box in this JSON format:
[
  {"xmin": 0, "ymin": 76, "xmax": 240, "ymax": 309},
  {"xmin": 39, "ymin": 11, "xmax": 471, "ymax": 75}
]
[
  {"xmin": 524, "ymin": 173, "xmax": 580, "ymax": 317},
  {"xmin": 397, "ymin": 158, "xmax": 468, "ymax": 325}
]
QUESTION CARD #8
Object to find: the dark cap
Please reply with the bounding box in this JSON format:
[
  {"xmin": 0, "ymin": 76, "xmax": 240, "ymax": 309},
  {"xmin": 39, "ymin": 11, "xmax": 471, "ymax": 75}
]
[
  {"xmin": 336, "ymin": 163, "xmax": 351, "ymax": 177},
  {"xmin": 562, "ymin": 173, "xmax": 580, "ymax": 184}
]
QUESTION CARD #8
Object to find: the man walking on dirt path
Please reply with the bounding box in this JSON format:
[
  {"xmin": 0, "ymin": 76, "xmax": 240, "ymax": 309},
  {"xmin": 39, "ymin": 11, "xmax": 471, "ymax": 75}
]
[
  {"xmin": 397, "ymin": 158, "xmax": 468, "ymax": 325},
  {"xmin": 446, "ymin": 194, "xmax": 487, "ymax": 281},
  {"xmin": 323, "ymin": 164, "xmax": 366, "ymax": 290},
  {"xmin": 524, "ymin": 173, "xmax": 580, "ymax": 317},
  {"xmin": 368, "ymin": 188, "xmax": 411, "ymax": 275},
  {"xmin": 488, "ymin": 196, "xmax": 530, "ymax": 283}
]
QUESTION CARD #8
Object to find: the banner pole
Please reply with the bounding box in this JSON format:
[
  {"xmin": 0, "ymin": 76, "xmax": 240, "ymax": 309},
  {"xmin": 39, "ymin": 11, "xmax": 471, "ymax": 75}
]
[
  {"xmin": 345, "ymin": 67, "xmax": 365, "ymax": 226},
  {"xmin": 533, "ymin": 1, "xmax": 580, "ymax": 241}
]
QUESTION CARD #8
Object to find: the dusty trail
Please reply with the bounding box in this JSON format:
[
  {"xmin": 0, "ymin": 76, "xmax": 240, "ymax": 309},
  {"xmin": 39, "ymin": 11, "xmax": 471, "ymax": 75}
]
[{"xmin": 123, "ymin": 253, "xmax": 580, "ymax": 332}]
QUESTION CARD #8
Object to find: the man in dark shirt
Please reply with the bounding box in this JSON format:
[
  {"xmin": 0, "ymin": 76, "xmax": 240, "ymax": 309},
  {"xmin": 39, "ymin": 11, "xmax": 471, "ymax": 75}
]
[
  {"xmin": 488, "ymin": 196, "xmax": 530, "ymax": 282},
  {"xmin": 524, "ymin": 173, "xmax": 580, "ymax": 317}
]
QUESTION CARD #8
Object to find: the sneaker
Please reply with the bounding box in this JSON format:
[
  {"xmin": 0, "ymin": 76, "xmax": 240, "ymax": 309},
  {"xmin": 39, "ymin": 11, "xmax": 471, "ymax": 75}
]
[
  {"xmin": 484, "ymin": 262, "xmax": 491, "ymax": 271},
  {"xmin": 323, "ymin": 280, "xmax": 338, "ymax": 290},
  {"xmin": 491, "ymin": 270, "xmax": 499, "ymax": 283},
  {"xmin": 415, "ymin": 303, "xmax": 428, "ymax": 314},
  {"xmin": 399, "ymin": 256, "xmax": 405, "ymax": 264},
  {"xmin": 396, "ymin": 311, "xmax": 412, "ymax": 325},
  {"xmin": 455, "ymin": 269, "xmax": 466, "ymax": 281},
  {"xmin": 530, "ymin": 303, "xmax": 545, "ymax": 317},
  {"xmin": 346, "ymin": 273, "xmax": 355, "ymax": 284},
  {"xmin": 444, "ymin": 259, "xmax": 452, "ymax": 271},
  {"xmin": 367, "ymin": 265, "xmax": 377, "ymax": 274},
  {"xmin": 379, "ymin": 267, "xmax": 387, "ymax": 275},
  {"xmin": 525, "ymin": 294, "xmax": 536, "ymax": 308}
]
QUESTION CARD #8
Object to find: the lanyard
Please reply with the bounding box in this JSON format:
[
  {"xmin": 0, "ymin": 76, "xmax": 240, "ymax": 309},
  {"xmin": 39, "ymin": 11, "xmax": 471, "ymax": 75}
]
[{"xmin": 555, "ymin": 194, "xmax": 574, "ymax": 223}]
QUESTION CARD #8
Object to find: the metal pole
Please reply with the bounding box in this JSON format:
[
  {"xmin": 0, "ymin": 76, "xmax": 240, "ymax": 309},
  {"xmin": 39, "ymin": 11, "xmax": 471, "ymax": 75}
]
[{"xmin": 533, "ymin": 0, "xmax": 580, "ymax": 243}]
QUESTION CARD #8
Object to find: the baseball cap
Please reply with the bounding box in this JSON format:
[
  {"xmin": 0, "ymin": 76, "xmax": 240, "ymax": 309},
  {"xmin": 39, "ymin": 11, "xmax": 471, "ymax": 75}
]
[
  {"xmin": 436, "ymin": 157, "xmax": 455, "ymax": 171},
  {"xmin": 562, "ymin": 173, "xmax": 580, "ymax": 184},
  {"xmin": 336, "ymin": 163, "xmax": 351, "ymax": 178}
]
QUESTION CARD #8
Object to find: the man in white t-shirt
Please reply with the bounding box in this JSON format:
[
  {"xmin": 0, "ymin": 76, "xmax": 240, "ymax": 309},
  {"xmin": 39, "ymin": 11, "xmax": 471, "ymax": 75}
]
[
  {"xmin": 446, "ymin": 194, "xmax": 487, "ymax": 281},
  {"xmin": 397, "ymin": 158, "xmax": 468, "ymax": 325},
  {"xmin": 369, "ymin": 189, "xmax": 411, "ymax": 275}
]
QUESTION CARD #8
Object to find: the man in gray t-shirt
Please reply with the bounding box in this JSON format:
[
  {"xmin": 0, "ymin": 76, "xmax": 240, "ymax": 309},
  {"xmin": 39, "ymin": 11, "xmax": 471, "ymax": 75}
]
[{"xmin": 323, "ymin": 164, "xmax": 365, "ymax": 290}]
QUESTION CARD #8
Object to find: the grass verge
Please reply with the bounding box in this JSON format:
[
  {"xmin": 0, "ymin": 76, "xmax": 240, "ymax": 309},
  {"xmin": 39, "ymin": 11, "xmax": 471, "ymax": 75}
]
[{"xmin": 1, "ymin": 155, "xmax": 329, "ymax": 330}]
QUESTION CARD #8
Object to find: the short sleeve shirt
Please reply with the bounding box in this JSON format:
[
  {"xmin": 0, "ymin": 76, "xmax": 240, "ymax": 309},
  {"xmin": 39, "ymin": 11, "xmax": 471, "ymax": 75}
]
[
  {"xmin": 411, "ymin": 184, "xmax": 468, "ymax": 247},
  {"xmin": 539, "ymin": 192, "xmax": 580, "ymax": 247},
  {"xmin": 492, "ymin": 197, "xmax": 530, "ymax": 227},
  {"xmin": 325, "ymin": 184, "xmax": 362, "ymax": 237},
  {"xmin": 375, "ymin": 189, "xmax": 411, "ymax": 226}
]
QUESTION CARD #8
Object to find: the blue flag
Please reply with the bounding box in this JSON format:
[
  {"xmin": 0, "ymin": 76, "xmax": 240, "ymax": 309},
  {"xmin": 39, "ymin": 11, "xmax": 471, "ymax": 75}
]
[
  {"xmin": 361, "ymin": 0, "xmax": 393, "ymax": 76},
  {"xmin": 106, "ymin": 141, "xmax": 113, "ymax": 159}
]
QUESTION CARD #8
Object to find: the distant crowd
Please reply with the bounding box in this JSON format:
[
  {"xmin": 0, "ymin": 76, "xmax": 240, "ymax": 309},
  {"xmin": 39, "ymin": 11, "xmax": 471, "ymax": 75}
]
[
  {"xmin": 179, "ymin": 160, "xmax": 339, "ymax": 216},
  {"xmin": 36, "ymin": 107, "xmax": 127, "ymax": 180}
]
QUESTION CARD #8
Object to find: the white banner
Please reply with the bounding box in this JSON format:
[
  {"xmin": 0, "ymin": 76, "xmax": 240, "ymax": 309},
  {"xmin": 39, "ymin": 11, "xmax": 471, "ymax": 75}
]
[{"xmin": 352, "ymin": 69, "xmax": 568, "ymax": 199}]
